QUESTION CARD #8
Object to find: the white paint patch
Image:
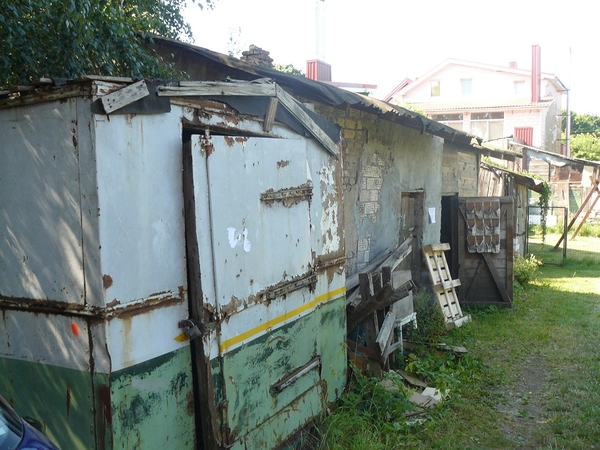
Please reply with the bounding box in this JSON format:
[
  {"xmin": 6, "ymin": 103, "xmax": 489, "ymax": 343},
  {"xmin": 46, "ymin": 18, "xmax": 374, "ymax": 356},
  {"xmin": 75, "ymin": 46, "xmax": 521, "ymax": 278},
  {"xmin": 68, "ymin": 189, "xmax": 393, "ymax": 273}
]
[
  {"xmin": 228, "ymin": 227, "xmax": 251, "ymax": 252},
  {"xmin": 319, "ymin": 166, "xmax": 340, "ymax": 253}
]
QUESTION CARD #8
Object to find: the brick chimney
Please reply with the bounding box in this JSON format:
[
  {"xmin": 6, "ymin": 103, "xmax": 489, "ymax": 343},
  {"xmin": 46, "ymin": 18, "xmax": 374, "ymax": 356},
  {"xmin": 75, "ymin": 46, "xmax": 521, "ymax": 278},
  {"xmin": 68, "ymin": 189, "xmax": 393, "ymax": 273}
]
[
  {"xmin": 509, "ymin": 61, "xmax": 518, "ymax": 68},
  {"xmin": 240, "ymin": 45, "xmax": 273, "ymax": 68}
]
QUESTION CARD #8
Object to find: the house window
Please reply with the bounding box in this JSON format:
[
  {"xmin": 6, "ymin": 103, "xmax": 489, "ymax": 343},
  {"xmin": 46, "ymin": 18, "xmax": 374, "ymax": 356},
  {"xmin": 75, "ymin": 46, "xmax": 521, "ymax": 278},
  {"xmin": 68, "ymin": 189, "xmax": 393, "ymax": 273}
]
[
  {"xmin": 430, "ymin": 81, "xmax": 440, "ymax": 97},
  {"xmin": 430, "ymin": 113, "xmax": 463, "ymax": 131},
  {"xmin": 470, "ymin": 112, "xmax": 504, "ymax": 141},
  {"xmin": 514, "ymin": 81, "xmax": 525, "ymax": 95},
  {"xmin": 461, "ymin": 79, "xmax": 472, "ymax": 95}
]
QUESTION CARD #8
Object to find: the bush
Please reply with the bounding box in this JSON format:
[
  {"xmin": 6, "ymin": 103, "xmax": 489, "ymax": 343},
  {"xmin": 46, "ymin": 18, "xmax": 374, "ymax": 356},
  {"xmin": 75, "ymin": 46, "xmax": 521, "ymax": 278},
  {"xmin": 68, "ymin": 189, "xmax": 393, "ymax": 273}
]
[
  {"xmin": 514, "ymin": 254, "xmax": 542, "ymax": 285},
  {"xmin": 404, "ymin": 290, "xmax": 447, "ymax": 344}
]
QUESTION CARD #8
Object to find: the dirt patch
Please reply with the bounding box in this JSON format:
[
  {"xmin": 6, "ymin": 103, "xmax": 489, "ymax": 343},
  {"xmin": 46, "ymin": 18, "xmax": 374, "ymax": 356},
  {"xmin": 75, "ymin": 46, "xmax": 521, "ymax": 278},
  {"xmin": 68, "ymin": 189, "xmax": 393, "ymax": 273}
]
[{"xmin": 495, "ymin": 356, "xmax": 550, "ymax": 449}]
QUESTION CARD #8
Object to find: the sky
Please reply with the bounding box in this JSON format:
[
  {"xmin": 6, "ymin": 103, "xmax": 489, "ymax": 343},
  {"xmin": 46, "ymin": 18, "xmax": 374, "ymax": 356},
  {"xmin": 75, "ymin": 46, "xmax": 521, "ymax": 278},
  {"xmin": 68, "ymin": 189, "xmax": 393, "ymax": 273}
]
[{"xmin": 184, "ymin": 0, "xmax": 599, "ymax": 115}]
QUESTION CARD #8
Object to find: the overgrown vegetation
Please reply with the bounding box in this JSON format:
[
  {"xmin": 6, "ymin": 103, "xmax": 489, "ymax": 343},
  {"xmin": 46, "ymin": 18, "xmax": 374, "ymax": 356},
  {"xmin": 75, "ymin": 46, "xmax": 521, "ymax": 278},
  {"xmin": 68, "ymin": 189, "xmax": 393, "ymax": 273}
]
[
  {"xmin": 0, "ymin": 0, "xmax": 213, "ymax": 87},
  {"xmin": 562, "ymin": 111, "xmax": 600, "ymax": 161},
  {"xmin": 513, "ymin": 254, "xmax": 542, "ymax": 286},
  {"xmin": 316, "ymin": 260, "xmax": 600, "ymax": 448}
]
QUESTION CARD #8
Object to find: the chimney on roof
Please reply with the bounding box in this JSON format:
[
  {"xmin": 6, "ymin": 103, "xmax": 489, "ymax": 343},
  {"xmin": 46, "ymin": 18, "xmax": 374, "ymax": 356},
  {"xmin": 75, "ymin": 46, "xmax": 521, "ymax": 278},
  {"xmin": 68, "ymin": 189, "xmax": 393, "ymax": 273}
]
[
  {"xmin": 306, "ymin": 59, "xmax": 332, "ymax": 82},
  {"xmin": 509, "ymin": 61, "xmax": 518, "ymax": 68},
  {"xmin": 531, "ymin": 45, "xmax": 541, "ymax": 103},
  {"xmin": 240, "ymin": 45, "xmax": 273, "ymax": 68}
]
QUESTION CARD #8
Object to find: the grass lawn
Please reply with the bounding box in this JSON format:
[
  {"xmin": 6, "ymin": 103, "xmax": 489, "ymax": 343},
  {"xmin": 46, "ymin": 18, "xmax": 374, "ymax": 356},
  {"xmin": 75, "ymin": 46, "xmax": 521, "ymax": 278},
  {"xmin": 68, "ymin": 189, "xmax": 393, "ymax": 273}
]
[{"xmin": 316, "ymin": 261, "xmax": 600, "ymax": 449}]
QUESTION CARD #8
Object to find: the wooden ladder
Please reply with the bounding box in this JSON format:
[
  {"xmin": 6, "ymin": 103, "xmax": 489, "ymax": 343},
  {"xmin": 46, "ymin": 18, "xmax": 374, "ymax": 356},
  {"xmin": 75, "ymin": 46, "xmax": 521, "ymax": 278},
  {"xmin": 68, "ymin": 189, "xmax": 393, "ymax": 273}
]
[{"xmin": 423, "ymin": 244, "xmax": 471, "ymax": 329}]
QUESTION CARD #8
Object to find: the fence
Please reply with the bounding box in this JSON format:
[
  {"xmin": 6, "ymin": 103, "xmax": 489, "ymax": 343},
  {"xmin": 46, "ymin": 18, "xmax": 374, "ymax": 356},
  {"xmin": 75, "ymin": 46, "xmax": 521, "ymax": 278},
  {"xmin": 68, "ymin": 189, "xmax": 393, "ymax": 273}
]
[{"xmin": 527, "ymin": 206, "xmax": 600, "ymax": 265}]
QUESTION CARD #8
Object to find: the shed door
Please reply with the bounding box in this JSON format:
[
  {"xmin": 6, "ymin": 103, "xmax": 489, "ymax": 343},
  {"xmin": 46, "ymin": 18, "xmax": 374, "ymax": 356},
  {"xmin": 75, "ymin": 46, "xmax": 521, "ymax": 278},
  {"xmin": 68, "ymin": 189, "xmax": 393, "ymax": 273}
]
[
  {"xmin": 457, "ymin": 196, "xmax": 514, "ymax": 307},
  {"xmin": 186, "ymin": 134, "xmax": 317, "ymax": 447}
]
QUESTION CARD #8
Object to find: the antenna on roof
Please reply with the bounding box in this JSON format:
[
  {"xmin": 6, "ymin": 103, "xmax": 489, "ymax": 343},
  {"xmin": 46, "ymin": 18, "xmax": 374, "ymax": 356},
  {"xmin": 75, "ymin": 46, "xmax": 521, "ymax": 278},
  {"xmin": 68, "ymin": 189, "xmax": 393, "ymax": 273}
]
[{"xmin": 316, "ymin": 0, "xmax": 326, "ymax": 61}]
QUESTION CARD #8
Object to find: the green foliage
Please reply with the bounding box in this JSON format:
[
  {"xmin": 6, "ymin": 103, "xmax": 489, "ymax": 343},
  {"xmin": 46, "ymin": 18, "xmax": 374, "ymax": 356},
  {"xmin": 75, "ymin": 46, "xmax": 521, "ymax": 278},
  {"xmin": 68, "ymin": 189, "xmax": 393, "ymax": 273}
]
[
  {"xmin": 570, "ymin": 133, "xmax": 600, "ymax": 161},
  {"xmin": 538, "ymin": 180, "xmax": 551, "ymax": 243},
  {"xmin": 514, "ymin": 254, "xmax": 542, "ymax": 285},
  {"xmin": 316, "ymin": 366, "xmax": 416, "ymax": 448},
  {"xmin": 562, "ymin": 111, "xmax": 600, "ymax": 161},
  {"xmin": 272, "ymin": 63, "xmax": 304, "ymax": 76},
  {"xmin": 564, "ymin": 111, "xmax": 600, "ymax": 136},
  {"xmin": 0, "ymin": 0, "xmax": 212, "ymax": 87},
  {"xmin": 404, "ymin": 351, "xmax": 484, "ymax": 393},
  {"xmin": 404, "ymin": 290, "xmax": 447, "ymax": 344}
]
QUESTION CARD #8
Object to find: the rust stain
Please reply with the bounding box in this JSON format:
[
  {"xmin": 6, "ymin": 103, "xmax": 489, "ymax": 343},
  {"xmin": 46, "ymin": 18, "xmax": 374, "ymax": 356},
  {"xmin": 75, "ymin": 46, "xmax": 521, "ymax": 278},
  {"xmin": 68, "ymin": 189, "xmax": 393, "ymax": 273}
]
[
  {"xmin": 220, "ymin": 295, "xmax": 244, "ymax": 317},
  {"xmin": 102, "ymin": 274, "xmax": 113, "ymax": 289},
  {"xmin": 277, "ymin": 160, "xmax": 290, "ymax": 168},
  {"xmin": 224, "ymin": 136, "xmax": 235, "ymax": 147},
  {"xmin": 106, "ymin": 299, "xmax": 120, "ymax": 308},
  {"xmin": 204, "ymin": 142, "xmax": 215, "ymax": 157},
  {"xmin": 66, "ymin": 388, "xmax": 71, "ymax": 418},
  {"xmin": 114, "ymin": 295, "xmax": 184, "ymax": 321},
  {"xmin": 186, "ymin": 390, "xmax": 195, "ymax": 416}
]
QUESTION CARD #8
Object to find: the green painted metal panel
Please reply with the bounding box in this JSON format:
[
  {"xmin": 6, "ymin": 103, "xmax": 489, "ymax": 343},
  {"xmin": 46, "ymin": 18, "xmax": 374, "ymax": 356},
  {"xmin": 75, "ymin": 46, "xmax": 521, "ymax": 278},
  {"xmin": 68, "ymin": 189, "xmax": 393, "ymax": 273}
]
[
  {"xmin": 241, "ymin": 382, "xmax": 325, "ymax": 450},
  {"xmin": 110, "ymin": 347, "xmax": 196, "ymax": 450},
  {"xmin": 0, "ymin": 356, "xmax": 101, "ymax": 449},
  {"xmin": 218, "ymin": 296, "xmax": 346, "ymax": 447},
  {"xmin": 314, "ymin": 298, "xmax": 347, "ymax": 402}
]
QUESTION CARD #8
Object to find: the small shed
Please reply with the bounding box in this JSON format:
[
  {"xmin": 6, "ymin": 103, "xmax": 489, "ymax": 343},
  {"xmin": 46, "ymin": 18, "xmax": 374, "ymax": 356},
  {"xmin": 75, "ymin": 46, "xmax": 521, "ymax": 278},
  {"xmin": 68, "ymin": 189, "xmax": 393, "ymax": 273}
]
[
  {"xmin": 479, "ymin": 161, "xmax": 546, "ymax": 256},
  {"xmin": 146, "ymin": 35, "xmax": 523, "ymax": 342},
  {"xmin": 0, "ymin": 77, "xmax": 346, "ymax": 449}
]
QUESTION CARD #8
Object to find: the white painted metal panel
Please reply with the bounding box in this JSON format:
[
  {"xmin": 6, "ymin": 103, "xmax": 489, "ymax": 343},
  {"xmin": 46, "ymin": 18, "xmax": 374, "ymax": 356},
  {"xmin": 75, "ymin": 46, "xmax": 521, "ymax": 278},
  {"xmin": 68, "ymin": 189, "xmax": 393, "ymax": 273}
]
[
  {"xmin": 95, "ymin": 113, "xmax": 186, "ymax": 305},
  {"xmin": 192, "ymin": 136, "xmax": 312, "ymax": 313},
  {"xmin": 0, "ymin": 101, "xmax": 85, "ymax": 303},
  {"xmin": 104, "ymin": 301, "xmax": 190, "ymax": 371},
  {"xmin": 0, "ymin": 310, "xmax": 90, "ymax": 371}
]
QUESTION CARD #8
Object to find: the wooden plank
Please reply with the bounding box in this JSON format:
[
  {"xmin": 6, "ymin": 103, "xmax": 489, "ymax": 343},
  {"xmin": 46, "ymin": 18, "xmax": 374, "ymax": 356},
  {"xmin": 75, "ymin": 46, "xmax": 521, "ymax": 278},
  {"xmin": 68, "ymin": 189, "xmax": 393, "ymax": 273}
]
[
  {"xmin": 464, "ymin": 259, "xmax": 487, "ymax": 302},
  {"xmin": 554, "ymin": 180, "xmax": 599, "ymax": 248},
  {"xmin": 381, "ymin": 236, "xmax": 413, "ymax": 282},
  {"xmin": 346, "ymin": 283, "xmax": 411, "ymax": 332},
  {"xmin": 424, "ymin": 243, "xmax": 451, "ymax": 252},
  {"xmin": 346, "ymin": 339, "xmax": 385, "ymax": 363},
  {"xmin": 345, "ymin": 248, "xmax": 392, "ymax": 291},
  {"xmin": 263, "ymin": 97, "xmax": 278, "ymax": 132},
  {"xmin": 158, "ymin": 82, "xmax": 277, "ymax": 97},
  {"xmin": 101, "ymin": 80, "xmax": 149, "ymax": 114},
  {"xmin": 481, "ymin": 252, "xmax": 511, "ymax": 304},
  {"xmin": 275, "ymin": 85, "xmax": 339, "ymax": 157},
  {"xmin": 376, "ymin": 310, "xmax": 396, "ymax": 354}
]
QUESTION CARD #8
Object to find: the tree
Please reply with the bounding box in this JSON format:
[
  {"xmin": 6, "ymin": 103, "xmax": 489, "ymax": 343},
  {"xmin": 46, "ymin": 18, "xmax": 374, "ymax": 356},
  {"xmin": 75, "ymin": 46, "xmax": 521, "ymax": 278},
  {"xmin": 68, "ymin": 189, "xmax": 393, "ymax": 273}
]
[
  {"xmin": 0, "ymin": 0, "xmax": 212, "ymax": 88},
  {"xmin": 272, "ymin": 63, "xmax": 304, "ymax": 76},
  {"xmin": 562, "ymin": 112, "xmax": 600, "ymax": 161}
]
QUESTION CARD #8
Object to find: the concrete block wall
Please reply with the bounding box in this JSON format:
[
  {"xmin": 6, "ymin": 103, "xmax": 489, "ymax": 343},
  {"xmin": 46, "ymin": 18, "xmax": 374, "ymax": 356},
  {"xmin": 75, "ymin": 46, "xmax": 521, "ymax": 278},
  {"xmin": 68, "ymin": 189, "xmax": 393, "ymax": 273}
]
[{"xmin": 311, "ymin": 103, "xmax": 443, "ymax": 277}]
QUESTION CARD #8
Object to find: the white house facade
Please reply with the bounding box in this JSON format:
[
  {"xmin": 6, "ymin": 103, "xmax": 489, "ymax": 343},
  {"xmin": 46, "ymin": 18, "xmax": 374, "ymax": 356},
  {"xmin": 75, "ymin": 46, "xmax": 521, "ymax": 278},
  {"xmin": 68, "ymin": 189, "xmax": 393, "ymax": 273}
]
[{"xmin": 384, "ymin": 46, "xmax": 568, "ymax": 155}]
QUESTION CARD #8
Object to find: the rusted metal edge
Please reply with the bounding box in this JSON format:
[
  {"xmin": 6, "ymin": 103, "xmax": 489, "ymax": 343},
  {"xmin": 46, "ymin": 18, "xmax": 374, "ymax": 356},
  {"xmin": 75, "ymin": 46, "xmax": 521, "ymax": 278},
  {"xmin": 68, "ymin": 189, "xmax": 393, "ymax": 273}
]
[
  {"xmin": 0, "ymin": 83, "xmax": 92, "ymax": 109},
  {"xmin": 263, "ymin": 273, "xmax": 318, "ymax": 301},
  {"xmin": 260, "ymin": 183, "xmax": 313, "ymax": 207},
  {"xmin": 270, "ymin": 356, "xmax": 321, "ymax": 394},
  {"xmin": 314, "ymin": 255, "xmax": 346, "ymax": 272},
  {"xmin": 0, "ymin": 292, "xmax": 186, "ymax": 320}
]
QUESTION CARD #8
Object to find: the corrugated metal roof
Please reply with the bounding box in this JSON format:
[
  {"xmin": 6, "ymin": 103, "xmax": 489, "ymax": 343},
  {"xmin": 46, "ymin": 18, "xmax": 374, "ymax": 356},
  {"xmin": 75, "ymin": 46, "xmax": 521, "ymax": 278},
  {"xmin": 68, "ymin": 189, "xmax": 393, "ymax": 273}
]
[
  {"xmin": 480, "ymin": 161, "xmax": 546, "ymax": 193},
  {"xmin": 514, "ymin": 143, "xmax": 600, "ymax": 168},
  {"xmin": 146, "ymin": 36, "xmax": 518, "ymax": 160},
  {"xmin": 409, "ymin": 97, "xmax": 553, "ymax": 112}
]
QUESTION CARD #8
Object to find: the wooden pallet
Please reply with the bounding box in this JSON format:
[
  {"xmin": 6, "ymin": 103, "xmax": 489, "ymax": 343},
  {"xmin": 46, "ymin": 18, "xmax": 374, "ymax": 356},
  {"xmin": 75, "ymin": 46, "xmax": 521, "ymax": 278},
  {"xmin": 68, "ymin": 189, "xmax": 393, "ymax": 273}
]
[{"xmin": 423, "ymin": 244, "xmax": 471, "ymax": 329}]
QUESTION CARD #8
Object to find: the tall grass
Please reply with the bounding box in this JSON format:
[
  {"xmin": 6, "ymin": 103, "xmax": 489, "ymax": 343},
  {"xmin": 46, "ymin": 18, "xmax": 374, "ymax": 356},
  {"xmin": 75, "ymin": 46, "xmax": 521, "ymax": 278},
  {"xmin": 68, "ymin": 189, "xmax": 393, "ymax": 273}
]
[{"xmin": 315, "ymin": 263, "xmax": 600, "ymax": 449}]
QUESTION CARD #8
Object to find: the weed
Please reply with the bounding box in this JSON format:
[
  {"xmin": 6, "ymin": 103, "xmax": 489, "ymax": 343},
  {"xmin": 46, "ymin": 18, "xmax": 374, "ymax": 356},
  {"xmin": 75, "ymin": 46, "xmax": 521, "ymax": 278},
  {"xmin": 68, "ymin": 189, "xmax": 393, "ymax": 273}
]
[
  {"xmin": 514, "ymin": 254, "xmax": 542, "ymax": 286},
  {"xmin": 404, "ymin": 289, "xmax": 447, "ymax": 344}
]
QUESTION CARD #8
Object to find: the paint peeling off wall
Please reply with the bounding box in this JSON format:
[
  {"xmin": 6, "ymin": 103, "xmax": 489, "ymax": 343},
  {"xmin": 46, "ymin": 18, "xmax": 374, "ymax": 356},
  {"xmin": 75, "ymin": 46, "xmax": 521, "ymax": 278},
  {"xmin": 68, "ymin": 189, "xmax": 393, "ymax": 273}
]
[{"xmin": 319, "ymin": 165, "xmax": 341, "ymax": 254}]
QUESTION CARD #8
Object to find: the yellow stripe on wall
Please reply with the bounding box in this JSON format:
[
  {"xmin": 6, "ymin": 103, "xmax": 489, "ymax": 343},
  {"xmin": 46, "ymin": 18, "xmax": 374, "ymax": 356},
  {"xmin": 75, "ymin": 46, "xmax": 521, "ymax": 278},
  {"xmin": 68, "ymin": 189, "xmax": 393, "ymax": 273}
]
[{"xmin": 219, "ymin": 286, "xmax": 346, "ymax": 353}]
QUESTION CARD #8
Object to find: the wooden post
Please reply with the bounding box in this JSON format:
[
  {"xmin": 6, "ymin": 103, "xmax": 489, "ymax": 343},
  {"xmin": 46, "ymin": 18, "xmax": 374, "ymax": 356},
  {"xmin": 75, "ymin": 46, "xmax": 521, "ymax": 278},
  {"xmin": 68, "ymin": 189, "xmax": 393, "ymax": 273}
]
[{"xmin": 554, "ymin": 180, "xmax": 600, "ymax": 249}]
